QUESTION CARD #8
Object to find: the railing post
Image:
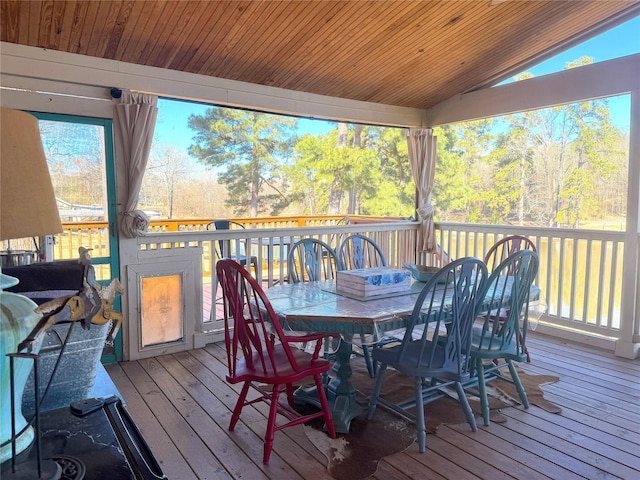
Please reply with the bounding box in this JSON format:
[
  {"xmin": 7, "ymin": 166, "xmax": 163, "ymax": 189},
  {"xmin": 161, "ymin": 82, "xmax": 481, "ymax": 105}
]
[{"xmin": 616, "ymin": 89, "xmax": 640, "ymax": 359}]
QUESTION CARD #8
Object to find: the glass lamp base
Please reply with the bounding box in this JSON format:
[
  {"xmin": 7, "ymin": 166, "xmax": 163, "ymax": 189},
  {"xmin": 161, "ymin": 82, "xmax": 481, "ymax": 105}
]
[{"xmin": 0, "ymin": 289, "xmax": 43, "ymax": 463}]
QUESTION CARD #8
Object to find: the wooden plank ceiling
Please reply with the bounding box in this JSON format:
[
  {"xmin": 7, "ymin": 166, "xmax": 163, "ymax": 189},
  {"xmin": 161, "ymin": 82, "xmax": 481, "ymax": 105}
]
[{"xmin": 1, "ymin": 1, "xmax": 639, "ymax": 110}]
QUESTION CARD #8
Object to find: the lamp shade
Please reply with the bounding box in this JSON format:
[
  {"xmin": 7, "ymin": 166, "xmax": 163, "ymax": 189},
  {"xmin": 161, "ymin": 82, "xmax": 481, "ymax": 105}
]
[{"xmin": 1, "ymin": 108, "xmax": 63, "ymax": 241}]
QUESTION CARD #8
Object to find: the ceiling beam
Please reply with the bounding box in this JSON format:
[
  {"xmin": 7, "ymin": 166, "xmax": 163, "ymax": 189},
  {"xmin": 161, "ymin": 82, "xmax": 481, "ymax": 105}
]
[
  {"xmin": 425, "ymin": 54, "xmax": 640, "ymax": 126},
  {"xmin": 0, "ymin": 42, "xmax": 426, "ymax": 128}
]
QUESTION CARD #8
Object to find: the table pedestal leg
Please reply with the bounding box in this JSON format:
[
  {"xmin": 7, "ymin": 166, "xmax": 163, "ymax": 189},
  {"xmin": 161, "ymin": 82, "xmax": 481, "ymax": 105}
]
[{"xmin": 294, "ymin": 340, "xmax": 362, "ymax": 433}]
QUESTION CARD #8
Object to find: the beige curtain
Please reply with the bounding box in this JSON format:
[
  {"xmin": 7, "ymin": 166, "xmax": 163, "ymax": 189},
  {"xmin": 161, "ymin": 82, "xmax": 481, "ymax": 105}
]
[
  {"xmin": 408, "ymin": 128, "xmax": 437, "ymax": 252},
  {"xmin": 115, "ymin": 92, "xmax": 158, "ymax": 238}
]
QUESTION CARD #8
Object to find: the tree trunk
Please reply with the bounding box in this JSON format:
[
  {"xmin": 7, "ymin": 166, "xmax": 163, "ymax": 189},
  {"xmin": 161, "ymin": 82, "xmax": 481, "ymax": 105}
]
[
  {"xmin": 338, "ymin": 122, "xmax": 348, "ymax": 147},
  {"xmin": 518, "ymin": 155, "xmax": 525, "ymax": 225},
  {"xmin": 168, "ymin": 187, "xmax": 174, "ymax": 219},
  {"xmin": 328, "ymin": 123, "xmax": 349, "ymax": 214},
  {"xmin": 328, "ymin": 181, "xmax": 342, "ymax": 215},
  {"xmin": 251, "ymin": 183, "xmax": 259, "ymax": 217},
  {"xmin": 347, "ymin": 124, "xmax": 363, "ymax": 215}
]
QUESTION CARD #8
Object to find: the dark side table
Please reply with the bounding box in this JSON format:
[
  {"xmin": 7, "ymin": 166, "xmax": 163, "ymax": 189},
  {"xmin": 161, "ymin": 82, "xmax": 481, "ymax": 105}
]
[{"xmin": 2, "ymin": 365, "xmax": 166, "ymax": 480}]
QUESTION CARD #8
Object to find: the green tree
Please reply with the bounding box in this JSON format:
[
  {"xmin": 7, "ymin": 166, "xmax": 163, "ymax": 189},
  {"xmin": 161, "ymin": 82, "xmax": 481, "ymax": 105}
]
[
  {"xmin": 480, "ymin": 60, "xmax": 625, "ymax": 228},
  {"xmin": 485, "ymin": 118, "xmax": 535, "ymax": 224},
  {"xmin": 523, "ymin": 101, "xmax": 621, "ymax": 227},
  {"xmin": 454, "ymin": 119, "xmax": 495, "ymax": 221},
  {"xmin": 342, "ymin": 124, "xmax": 412, "ymax": 216},
  {"xmin": 188, "ymin": 108, "xmax": 298, "ymax": 217},
  {"xmin": 433, "ymin": 125, "xmax": 473, "ymax": 221},
  {"xmin": 429, "ymin": 61, "xmax": 627, "ymax": 229},
  {"xmin": 365, "ymin": 127, "xmax": 414, "ymax": 217},
  {"xmin": 431, "ymin": 122, "xmax": 493, "ymax": 222},
  {"xmin": 289, "ymin": 124, "xmax": 413, "ymax": 217},
  {"xmin": 558, "ymin": 88, "xmax": 624, "ymax": 226},
  {"xmin": 288, "ymin": 133, "xmax": 338, "ymax": 215},
  {"xmin": 289, "ymin": 128, "xmax": 378, "ymax": 215}
]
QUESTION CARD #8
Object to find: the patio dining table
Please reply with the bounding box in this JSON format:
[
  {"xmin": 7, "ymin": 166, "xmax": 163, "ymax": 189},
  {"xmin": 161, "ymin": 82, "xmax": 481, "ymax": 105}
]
[
  {"xmin": 265, "ymin": 276, "xmax": 540, "ymax": 433},
  {"xmin": 265, "ymin": 279, "xmax": 427, "ymax": 433}
]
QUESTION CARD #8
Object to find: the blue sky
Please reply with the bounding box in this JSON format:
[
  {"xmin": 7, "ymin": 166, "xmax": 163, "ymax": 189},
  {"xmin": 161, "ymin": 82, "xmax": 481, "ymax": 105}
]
[
  {"xmin": 500, "ymin": 15, "xmax": 639, "ymax": 130},
  {"xmin": 154, "ymin": 15, "xmax": 639, "ymax": 151},
  {"xmin": 517, "ymin": 15, "xmax": 639, "ymax": 78}
]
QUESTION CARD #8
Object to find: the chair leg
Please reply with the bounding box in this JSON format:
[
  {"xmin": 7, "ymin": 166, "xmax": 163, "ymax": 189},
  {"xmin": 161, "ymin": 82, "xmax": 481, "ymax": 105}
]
[
  {"xmin": 286, "ymin": 383, "xmax": 295, "ymax": 407},
  {"xmin": 313, "ymin": 374, "xmax": 336, "ymax": 439},
  {"xmin": 230, "ymin": 382, "xmax": 251, "ymax": 431},
  {"xmin": 361, "ymin": 344, "xmax": 376, "ymax": 378},
  {"xmin": 475, "ymin": 358, "xmax": 490, "ymax": 426},
  {"xmin": 454, "ymin": 381, "xmax": 477, "ymax": 432},
  {"xmin": 522, "ymin": 335, "xmax": 531, "ymax": 362},
  {"xmin": 251, "ymin": 258, "xmax": 260, "ymax": 281},
  {"xmin": 507, "ymin": 360, "xmax": 529, "ymax": 409},
  {"xmin": 263, "ymin": 384, "xmax": 282, "ymax": 464},
  {"xmin": 414, "ymin": 376, "xmax": 427, "ymax": 453},
  {"xmin": 209, "ymin": 276, "xmax": 220, "ymax": 322},
  {"xmin": 366, "ymin": 363, "xmax": 387, "ymax": 419}
]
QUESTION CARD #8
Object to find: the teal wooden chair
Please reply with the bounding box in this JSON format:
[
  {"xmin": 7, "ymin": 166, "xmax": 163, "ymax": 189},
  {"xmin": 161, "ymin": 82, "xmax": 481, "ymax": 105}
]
[
  {"xmin": 484, "ymin": 235, "xmax": 536, "ymax": 273},
  {"xmin": 484, "ymin": 235, "xmax": 537, "ymax": 362},
  {"xmin": 470, "ymin": 249, "xmax": 539, "ymax": 426},
  {"xmin": 337, "ymin": 234, "xmax": 387, "ymax": 377},
  {"xmin": 287, "ymin": 238, "xmax": 343, "ymax": 380},
  {"xmin": 287, "ymin": 238, "xmax": 343, "ymax": 283},
  {"xmin": 367, "ymin": 257, "xmax": 489, "ymax": 453},
  {"xmin": 337, "ymin": 234, "xmax": 386, "ymax": 270}
]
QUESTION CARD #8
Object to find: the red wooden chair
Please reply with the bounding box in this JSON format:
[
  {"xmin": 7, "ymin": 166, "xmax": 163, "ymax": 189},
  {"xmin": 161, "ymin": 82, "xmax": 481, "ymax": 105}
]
[{"xmin": 216, "ymin": 258, "xmax": 336, "ymax": 464}]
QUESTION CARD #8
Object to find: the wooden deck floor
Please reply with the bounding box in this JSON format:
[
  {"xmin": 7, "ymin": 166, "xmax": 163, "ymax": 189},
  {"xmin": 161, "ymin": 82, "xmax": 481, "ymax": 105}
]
[{"xmin": 105, "ymin": 334, "xmax": 640, "ymax": 480}]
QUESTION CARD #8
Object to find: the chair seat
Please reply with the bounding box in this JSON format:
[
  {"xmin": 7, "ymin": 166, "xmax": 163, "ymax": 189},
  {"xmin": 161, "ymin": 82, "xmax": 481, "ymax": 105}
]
[
  {"xmin": 373, "ymin": 341, "xmax": 468, "ymax": 381},
  {"xmin": 470, "ymin": 328, "xmax": 524, "ymax": 361},
  {"xmin": 236, "ymin": 254, "xmax": 258, "ymax": 265},
  {"xmin": 229, "ymin": 343, "xmax": 332, "ymax": 384}
]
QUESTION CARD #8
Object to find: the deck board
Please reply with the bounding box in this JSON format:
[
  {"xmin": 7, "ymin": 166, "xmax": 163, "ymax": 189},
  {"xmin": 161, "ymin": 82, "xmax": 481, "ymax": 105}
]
[{"xmin": 105, "ymin": 333, "xmax": 640, "ymax": 479}]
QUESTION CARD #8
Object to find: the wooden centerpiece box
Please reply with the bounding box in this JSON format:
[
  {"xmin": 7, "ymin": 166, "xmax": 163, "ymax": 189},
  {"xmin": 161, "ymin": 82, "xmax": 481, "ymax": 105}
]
[{"xmin": 336, "ymin": 267, "xmax": 411, "ymax": 299}]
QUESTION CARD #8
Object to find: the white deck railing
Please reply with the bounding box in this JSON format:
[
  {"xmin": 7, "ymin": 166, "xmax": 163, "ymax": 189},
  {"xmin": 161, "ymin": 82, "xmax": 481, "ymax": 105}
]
[
  {"xmin": 134, "ymin": 219, "xmax": 628, "ymax": 350},
  {"xmin": 137, "ymin": 220, "xmax": 418, "ymax": 336},
  {"xmin": 435, "ymin": 222, "xmax": 625, "ymax": 342}
]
